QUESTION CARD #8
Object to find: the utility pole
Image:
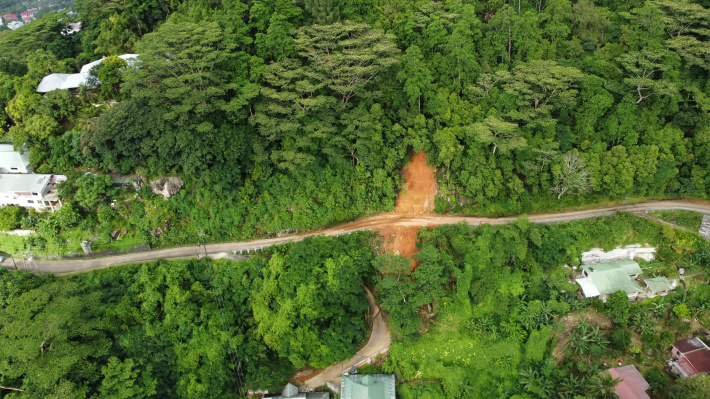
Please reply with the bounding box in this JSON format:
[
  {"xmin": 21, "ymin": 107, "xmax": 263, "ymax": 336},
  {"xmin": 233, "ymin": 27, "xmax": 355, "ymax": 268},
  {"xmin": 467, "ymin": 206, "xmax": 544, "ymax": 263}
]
[
  {"xmin": 195, "ymin": 230, "xmax": 207, "ymax": 259},
  {"xmin": 621, "ymin": 195, "xmax": 629, "ymax": 212},
  {"xmin": 21, "ymin": 247, "xmax": 38, "ymax": 273}
]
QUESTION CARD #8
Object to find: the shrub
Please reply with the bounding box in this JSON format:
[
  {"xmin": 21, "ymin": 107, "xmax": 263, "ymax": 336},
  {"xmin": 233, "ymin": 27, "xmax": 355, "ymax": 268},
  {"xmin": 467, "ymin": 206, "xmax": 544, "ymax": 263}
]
[
  {"xmin": 660, "ymin": 331, "xmax": 675, "ymax": 349},
  {"xmin": 644, "ymin": 367, "xmax": 667, "ymax": 396},
  {"xmin": 610, "ymin": 328, "xmax": 631, "ymax": 351}
]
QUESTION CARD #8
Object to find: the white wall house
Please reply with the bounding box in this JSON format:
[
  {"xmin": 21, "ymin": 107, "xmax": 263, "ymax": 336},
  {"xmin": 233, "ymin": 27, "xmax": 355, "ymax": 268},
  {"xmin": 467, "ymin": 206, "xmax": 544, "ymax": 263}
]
[
  {"xmin": 0, "ymin": 174, "xmax": 64, "ymax": 211},
  {"xmin": 0, "ymin": 144, "xmax": 31, "ymax": 173}
]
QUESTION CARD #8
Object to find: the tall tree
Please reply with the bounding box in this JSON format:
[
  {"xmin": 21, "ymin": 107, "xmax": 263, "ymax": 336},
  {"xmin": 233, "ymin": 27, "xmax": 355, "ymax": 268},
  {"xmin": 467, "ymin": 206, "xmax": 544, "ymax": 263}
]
[
  {"xmin": 305, "ymin": 0, "xmax": 340, "ymax": 24},
  {"xmin": 397, "ymin": 45, "xmax": 433, "ymax": 111},
  {"xmin": 292, "ymin": 22, "xmax": 400, "ymax": 103},
  {"xmin": 467, "ymin": 115, "xmax": 527, "ymax": 156}
]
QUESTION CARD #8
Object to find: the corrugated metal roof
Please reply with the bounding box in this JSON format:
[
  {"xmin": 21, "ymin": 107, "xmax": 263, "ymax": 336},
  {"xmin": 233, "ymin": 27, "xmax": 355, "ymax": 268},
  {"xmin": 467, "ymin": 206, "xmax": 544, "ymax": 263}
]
[
  {"xmin": 608, "ymin": 365, "xmax": 651, "ymax": 399},
  {"xmin": 341, "ymin": 375, "xmax": 395, "ymax": 399},
  {"xmin": 587, "ymin": 268, "xmax": 642, "ymax": 295},
  {"xmin": 0, "ymin": 144, "xmax": 30, "ymax": 169},
  {"xmin": 582, "ymin": 260, "xmax": 642, "ymax": 276},
  {"xmin": 674, "ymin": 337, "xmax": 710, "ymax": 354},
  {"xmin": 644, "ymin": 277, "xmax": 673, "ymax": 293},
  {"xmin": 686, "ymin": 349, "xmax": 710, "ymax": 374},
  {"xmin": 0, "ymin": 174, "xmax": 50, "ymax": 193},
  {"xmin": 576, "ymin": 277, "xmax": 601, "ymax": 297}
]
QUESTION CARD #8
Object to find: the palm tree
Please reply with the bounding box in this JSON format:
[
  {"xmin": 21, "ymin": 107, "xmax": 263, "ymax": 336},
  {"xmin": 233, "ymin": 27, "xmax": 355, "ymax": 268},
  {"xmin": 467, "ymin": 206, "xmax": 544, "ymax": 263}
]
[{"xmin": 589, "ymin": 371, "xmax": 622, "ymax": 399}]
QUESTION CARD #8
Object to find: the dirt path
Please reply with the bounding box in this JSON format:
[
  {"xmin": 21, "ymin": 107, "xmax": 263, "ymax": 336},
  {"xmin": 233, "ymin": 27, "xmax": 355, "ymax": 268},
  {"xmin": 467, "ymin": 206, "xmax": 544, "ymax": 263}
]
[
  {"xmin": 303, "ymin": 287, "xmax": 390, "ymax": 388},
  {"xmin": 3, "ymin": 200, "xmax": 710, "ymax": 274}
]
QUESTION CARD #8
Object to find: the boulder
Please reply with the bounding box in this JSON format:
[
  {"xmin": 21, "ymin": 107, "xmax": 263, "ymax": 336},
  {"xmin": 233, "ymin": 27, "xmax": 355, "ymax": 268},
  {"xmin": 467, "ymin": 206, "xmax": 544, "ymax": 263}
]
[{"xmin": 149, "ymin": 176, "xmax": 184, "ymax": 200}]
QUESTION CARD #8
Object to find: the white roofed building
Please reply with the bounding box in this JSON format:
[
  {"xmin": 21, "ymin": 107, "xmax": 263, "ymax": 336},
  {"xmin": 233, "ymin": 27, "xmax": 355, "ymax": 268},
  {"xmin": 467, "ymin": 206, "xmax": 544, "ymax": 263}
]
[
  {"xmin": 0, "ymin": 174, "xmax": 65, "ymax": 211},
  {"xmin": 36, "ymin": 54, "xmax": 139, "ymax": 94},
  {"xmin": 7, "ymin": 20, "xmax": 24, "ymax": 30},
  {"xmin": 0, "ymin": 144, "xmax": 31, "ymax": 173}
]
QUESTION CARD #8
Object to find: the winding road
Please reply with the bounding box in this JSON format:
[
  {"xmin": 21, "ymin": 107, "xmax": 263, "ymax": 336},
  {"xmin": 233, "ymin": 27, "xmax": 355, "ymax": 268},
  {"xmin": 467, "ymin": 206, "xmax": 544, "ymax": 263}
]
[{"xmin": 2, "ymin": 199, "xmax": 709, "ymax": 274}]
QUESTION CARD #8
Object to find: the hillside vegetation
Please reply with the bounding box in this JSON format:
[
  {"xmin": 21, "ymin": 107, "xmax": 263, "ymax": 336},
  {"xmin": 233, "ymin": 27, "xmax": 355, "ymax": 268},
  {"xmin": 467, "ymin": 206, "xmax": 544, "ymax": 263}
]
[{"xmin": 2, "ymin": 0, "xmax": 710, "ymax": 251}]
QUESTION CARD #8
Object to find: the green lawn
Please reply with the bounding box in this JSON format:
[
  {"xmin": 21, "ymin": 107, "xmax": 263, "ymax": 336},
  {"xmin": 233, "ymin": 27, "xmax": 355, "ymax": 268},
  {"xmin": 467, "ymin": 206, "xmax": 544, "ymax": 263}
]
[{"xmin": 648, "ymin": 210, "xmax": 705, "ymax": 231}]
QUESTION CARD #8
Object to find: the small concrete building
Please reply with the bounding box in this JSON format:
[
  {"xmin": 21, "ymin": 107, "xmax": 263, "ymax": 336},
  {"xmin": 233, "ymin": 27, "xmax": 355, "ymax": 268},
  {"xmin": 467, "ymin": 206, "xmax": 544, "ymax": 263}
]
[
  {"xmin": 607, "ymin": 365, "xmax": 651, "ymax": 399},
  {"xmin": 265, "ymin": 383, "xmax": 328, "ymax": 399},
  {"xmin": 576, "ymin": 260, "xmax": 644, "ymax": 300},
  {"xmin": 0, "ymin": 144, "xmax": 31, "ymax": 173},
  {"xmin": 643, "ymin": 276, "xmax": 674, "ymax": 297},
  {"xmin": 671, "ymin": 337, "xmax": 710, "ymax": 377}
]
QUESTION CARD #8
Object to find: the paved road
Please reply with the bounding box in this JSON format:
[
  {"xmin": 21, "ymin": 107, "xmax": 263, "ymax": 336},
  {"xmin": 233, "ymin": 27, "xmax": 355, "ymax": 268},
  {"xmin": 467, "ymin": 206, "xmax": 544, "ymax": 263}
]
[
  {"xmin": 304, "ymin": 286, "xmax": 390, "ymax": 388},
  {"xmin": 2, "ymin": 199, "xmax": 710, "ymax": 274}
]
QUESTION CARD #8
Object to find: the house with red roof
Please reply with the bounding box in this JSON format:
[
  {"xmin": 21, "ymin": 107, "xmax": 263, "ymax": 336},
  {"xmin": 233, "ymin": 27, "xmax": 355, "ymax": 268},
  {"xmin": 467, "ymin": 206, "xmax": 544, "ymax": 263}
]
[
  {"xmin": 671, "ymin": 337, "xmax": 710, "ymax": 377},
  {"xmin": 607, "ymin": 365, "xmax": 651, "ymax": 399},
  {"xmin": 3, "ymin": 14, "xmax": 17, "ymax": 21},
  {"xmin": 20, "ymin": 11, "xmax": 35, "ymax": 22}
]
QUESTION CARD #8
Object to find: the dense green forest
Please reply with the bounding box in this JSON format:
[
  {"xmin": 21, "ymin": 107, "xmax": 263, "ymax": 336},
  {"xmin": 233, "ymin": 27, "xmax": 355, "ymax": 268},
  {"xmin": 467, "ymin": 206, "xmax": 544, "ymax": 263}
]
[
  {"xmin": 1, "ymin": 214, "xmax": 709, "ymax": 398},
  {"xmin": 4, "ymin": 0, "xmax": 710, "ymax": 252},
  {"xmin": 0, "ymin": 232, "xmax": 374, "ymax": 397}
]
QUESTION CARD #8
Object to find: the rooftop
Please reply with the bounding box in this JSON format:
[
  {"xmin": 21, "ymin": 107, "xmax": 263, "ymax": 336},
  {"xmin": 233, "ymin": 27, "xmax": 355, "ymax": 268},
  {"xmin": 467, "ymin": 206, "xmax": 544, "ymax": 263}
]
[
  {"xmin": 608, "ymin": 365, "xmax": 650, "ymax": 399},
  {"xmin": 341, "ymin": 374, "xmax": 395, "ymax": 399},
  {"xmin": 36, "ymin": 54, "xmax": 139, "ymax": 93},
  {"xmin": 578, "ymin": 260, "xmax": 643, "ymax": 296},
  {"xmin": 0, "ymin": 144, "xmax": 30, "ymax": 170},
  {"xmin": 674, "ymin": 337, "xmax": 710, "ymax": 354},
  {"xmin": 582, "ymin": 260, "xmax": 642, "ymax": 275},
  {"xmin": 643, "ymin": 276, "xmax": 673, "ymax": 293},
  {"xmin": 0, "ymin": 174, "xmax": 51, "ymax": 193}
]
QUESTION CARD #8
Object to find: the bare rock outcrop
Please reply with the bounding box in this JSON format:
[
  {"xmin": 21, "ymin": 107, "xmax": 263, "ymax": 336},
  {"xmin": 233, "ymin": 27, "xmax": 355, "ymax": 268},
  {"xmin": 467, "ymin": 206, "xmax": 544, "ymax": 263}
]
[{"xmin": 149, "ymin": 176, "xmax": 184, "ymax": 200}]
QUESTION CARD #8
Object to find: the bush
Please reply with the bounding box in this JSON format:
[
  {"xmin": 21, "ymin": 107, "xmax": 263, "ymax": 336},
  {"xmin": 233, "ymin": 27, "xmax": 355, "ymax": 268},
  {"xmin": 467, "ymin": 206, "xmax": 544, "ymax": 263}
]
[
  {"xmin": 590, "ymin": 299, "xmax": 605, "ymax": 312},
  {"xmin": 644, "ymin": 367, "xmax": 667, "ymax": 396},
  {"xmin": 0, "ymin": 206, "xmax": 26, "ymax": 231},
  {"xmin": 610, "ymin": 328, "xmax": 631, "ymax": 351},
  {"xmin": 660, "ymin": 331, "xmax": 675, "ymax": 349},
  {"xmin": 673, "ymin": 303, "xmax": 691, "ymax": 320},
  {"xmin": 641, "ymin": 332, "xmax": 660, "ymax": 350},
  {"xmin": 605, "ymin": 291, "xmax": 631, "ymax": 327}
]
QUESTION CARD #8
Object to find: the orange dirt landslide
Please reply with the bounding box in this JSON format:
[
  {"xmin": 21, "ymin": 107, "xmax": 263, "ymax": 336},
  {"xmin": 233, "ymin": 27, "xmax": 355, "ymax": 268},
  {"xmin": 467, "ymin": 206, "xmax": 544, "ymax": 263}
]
[
  {"xmin": 377, "ymin": 151, "xmax": 439, "ymax": 267},
  {"xmin": 394, "ymin": 151, "xmax": 438, "ymax": 215}
]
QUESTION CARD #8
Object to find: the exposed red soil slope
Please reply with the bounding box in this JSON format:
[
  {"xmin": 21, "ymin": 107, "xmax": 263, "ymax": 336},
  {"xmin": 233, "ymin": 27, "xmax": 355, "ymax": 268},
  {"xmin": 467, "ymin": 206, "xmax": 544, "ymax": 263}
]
[
  {"xmin": 394, "ymin": 151, "xmax": 438, "ymax": 215},
  {"xmin": 379, "ymin": 151, "xmax": 438, "ymax": 266}
]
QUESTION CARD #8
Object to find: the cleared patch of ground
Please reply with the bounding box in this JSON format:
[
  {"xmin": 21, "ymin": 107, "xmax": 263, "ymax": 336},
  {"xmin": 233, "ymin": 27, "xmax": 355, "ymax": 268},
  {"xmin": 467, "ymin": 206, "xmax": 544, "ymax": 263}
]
[{"xmin": 552, "ymin": 310, "xmax": 613, "ymax": 362}]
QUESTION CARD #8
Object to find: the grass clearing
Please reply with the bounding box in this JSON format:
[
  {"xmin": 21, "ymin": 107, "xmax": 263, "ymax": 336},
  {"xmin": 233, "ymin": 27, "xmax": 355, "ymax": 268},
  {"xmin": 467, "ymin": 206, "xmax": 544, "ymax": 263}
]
[{"xmin": 648, "ymin": 210, "xmax": 704, "ymax": 231}]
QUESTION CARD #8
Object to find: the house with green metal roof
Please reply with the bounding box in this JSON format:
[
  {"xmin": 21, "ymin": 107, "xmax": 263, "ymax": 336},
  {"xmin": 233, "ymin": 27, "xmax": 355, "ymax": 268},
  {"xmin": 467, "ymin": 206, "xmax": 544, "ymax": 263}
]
[
  {"xmin": 643, "ymin": 276, "xmax": 675, "ymax": 296},
  {"xmin": 341, "ymin": 374, "xmax": 395, "ymax": 399},
  {"xmin": 576, "ymin": 260, "xmax": 644, "ymax": 299}
]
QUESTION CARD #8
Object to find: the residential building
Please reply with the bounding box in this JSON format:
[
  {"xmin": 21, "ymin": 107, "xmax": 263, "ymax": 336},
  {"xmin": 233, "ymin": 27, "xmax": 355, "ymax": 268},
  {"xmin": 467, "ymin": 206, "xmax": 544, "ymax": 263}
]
[
  {"xmin": 0, "ymin": 174, "xmax": 64, "ymax": 211},
  {"xmin": 341, "ymin": 374, "xmax": 395, "ymax": 399},
  {"xmin": 642, "ymin": 276, "xmax": 675, "ymax": 297},
  {"xmin": 7, "ymin": 20, "xmax": 24, "ymax": 30},
  {"xmin": 20, "ymin": 10, "xmax": 35, "ymax": 22},
  {"xmin": 265, "ymin": 383, "xmax": 328, "ymax": 399},
  {"xmin": 64, "ymin": 21, "xmax": 82, "ymax": 35},
  {"xmin": 607, "ymin": 365, "xmax": 651, "ymax": 399},
  {"xmin": 2, "ymin": 14, "xmax": 17, "ymax": 21},
  {"xmin": 576, "ymin": 260, "xmax": 644, "ymax": 299},
  {"xmin": 0, "ymin": 144, "xmax": 31, "ymax": 174},
  {"xmin": 36, "ymin": 54, "xmax": 139, "ymax": 93},
  {"xmin": 671, "ymin": 337, "xmax": 710, "ymax": 377}
]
